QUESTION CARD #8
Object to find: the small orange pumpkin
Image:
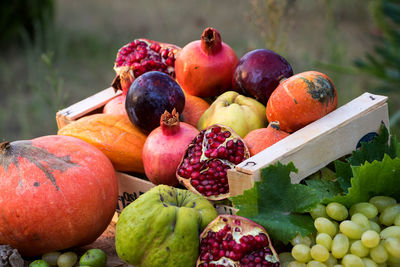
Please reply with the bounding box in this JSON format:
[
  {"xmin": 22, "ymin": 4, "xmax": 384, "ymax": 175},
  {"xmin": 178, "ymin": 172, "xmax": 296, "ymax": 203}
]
[
  {"xmin": 243, "ymin": 121, "xmax": 290, "ymax": 156},
  {"xmin": 58, "ymin": 114, "xmax": 147, "ymax": 173},
  {"xmin": 266, "ymin": 71, "xmax": 337, "ymax": 133},
  {"xmin": 181, "ymin": 93, "xmax": 210, "ymax": 127}
]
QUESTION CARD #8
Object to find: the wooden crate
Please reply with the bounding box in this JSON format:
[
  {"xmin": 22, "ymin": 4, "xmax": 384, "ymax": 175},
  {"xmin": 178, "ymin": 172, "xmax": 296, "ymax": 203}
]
[
  {"xmin": 228, "ymin": 93, "xmax": 389, "ymax": 196},
  {"xmin": 56, "ymin": 90, "xmax": 389, "ymax": 208}
]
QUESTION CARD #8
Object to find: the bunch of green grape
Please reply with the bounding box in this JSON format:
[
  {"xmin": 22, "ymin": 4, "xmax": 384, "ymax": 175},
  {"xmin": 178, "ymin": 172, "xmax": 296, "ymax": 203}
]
[{"xmin": 279, "ymin": 196, "xmax": 400, "ymax": 267}]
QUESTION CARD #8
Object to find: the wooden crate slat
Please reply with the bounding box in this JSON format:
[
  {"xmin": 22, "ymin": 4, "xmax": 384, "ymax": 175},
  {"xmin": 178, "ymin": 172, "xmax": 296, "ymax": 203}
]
[{"xmin": 228, "ymin": 92, "xmax": 389, "ymax": 197}]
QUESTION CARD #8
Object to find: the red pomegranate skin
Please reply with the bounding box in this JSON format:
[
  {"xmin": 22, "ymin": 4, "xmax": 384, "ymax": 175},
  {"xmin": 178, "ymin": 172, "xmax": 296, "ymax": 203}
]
[
  {"xmin": 175, "ymin": 28, "xmax": 239, "ymax": 98},
  {"xmin": 233, "ymin": 49, "xmax": 293, "ymax": 105},
  {"xmin": 0, "ymin": 135, "xmax": 118, "ymax": 257}
]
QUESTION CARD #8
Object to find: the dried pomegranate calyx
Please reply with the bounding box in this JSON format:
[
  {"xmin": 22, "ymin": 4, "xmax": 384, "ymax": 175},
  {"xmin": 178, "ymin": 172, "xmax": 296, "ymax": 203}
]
[{"xmin": 177, "ymin": 124, "xmax": 250, "ymax": 201}]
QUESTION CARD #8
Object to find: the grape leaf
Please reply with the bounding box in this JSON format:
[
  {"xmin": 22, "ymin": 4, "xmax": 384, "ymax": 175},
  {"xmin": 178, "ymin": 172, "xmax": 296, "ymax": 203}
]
[
  {"xmin": 327, "ymin": 154, "xmax": 400, "ymax": 207},
  {"xmin": 334, "ymin": 123, "xmax": 399, "ymax": 192},
  {"xmin": 229, "ymin": 162, "xmax": 320, "ymax": 244},
  {"xmin": 305, "ymin": 179, "xmax": 343, "ymax": 200}
]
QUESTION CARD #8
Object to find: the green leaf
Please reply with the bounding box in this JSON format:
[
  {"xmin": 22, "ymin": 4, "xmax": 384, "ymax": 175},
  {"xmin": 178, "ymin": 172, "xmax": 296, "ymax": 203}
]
[
  {"xmin": 327, "ymin": 154, "xmax": 400, "ymax": 207},
  {"xmin": 230, "ymin": 162, "xmax": 320, "ymax": 244},
  {"xmin": 333, "ymin": 123, "xmax": 399, "ymax": 192},
  {"xmin": 305, "ymin": 179, "xmax": 343, "ymax": 202}
]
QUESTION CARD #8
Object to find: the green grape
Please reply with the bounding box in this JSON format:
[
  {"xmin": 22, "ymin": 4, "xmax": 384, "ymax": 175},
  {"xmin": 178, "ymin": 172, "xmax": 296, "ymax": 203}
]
[
  {"xmin": 369, "ymin": 220, "xmax": 381, "ymax": 233},
  {"xmin": 41, "ymin": 251, "xmax": 61, "ymax": 266},
  {"xmin": 350, "ymin": 240, "xmax": 370, "ymax": 257},
  {"xmin": 306, "ymin": 261, "xmax": 327, "ymax": 267},
  {"xmin": 370, "ymin": 216, "xmax": 380, "ymax": 224},
  {"xmin": 362, "ymin": 258, "xmax": 378, "ymax": 267},
  {"xmin": 350, "ymin": 202, "xmax": 379, "ymax": 218},
  {"xmin": 331, "ymin": 233, "xmax": 349, "ymax": 259},
  {"xmin": 292, "ymin": 244, "xmax": 313, "ymax": 263},
  {"xmin": 316, "ymin": 233, "xmax": 333, "ymax": 250},
  {"xmin": 326, "ymin": 203, "xmax": 349, "ymax": 221},
  {"xmin": 291, "ymin": 233, "xmax": 313, "ymax": 247},
  {"xmin": 339, "ymin": 220, "xmax": 364, "ymax": 239},
  {"xmin": 311, "ymin": 244, "xmax": 330, "ymax": 262},
  {"xmin": 394, "ymin": 214, "xmax": 400, "ymax": 226},
  {"xmin": 370, "ymin": 242, "xmax": 389, "ymax": 264},
  {"xmin": 29, "ymin": 260, "xmax": 50, "ymax": 267},
  {"xmin": 383, "ymin": 237, "xmax": 400, "ymax": 258},
  {"xmin": 288, "ymin": 261, "xmax": 307, "ymax": 267},
  {"xmin": 79, "ymin": 248, "xmax": 107, "ymax": 267},
  {"xmin": 361, "ymin": 230, "xmax": 380, "ymax": 248},
  {"xmin": 380, "ymin": 226, "xmax": 400, "ymax": 240},
  {"xmin": 351, "ymin": 213, "xmax": 371, "ymax": 231},
  {"xmin": 376, "ymin": 263, "xmax": 387, "ymax": 267},
  {"xmin": 342, "ymin": 254, "xmax": 364, "ymax": 267},
  {"xmin": 333, "ymin": 265, "xmax": 344, "ymax": 267},
  {"xmin": 380, "ymin": 204, "xmax": 400, "ymax": 226},
  {"xmin": 369, "ymin": 196, "xmax": 397, "ymax": 213},
  {"xmin": 315, "ymin": 218, "xmax": 338, "ymax": 237},
  {"xmin": 311, "ymin": 204, "xmax": 329, "ymax": 219},
  {"xmin": 323, "ymin": 254, "xmax": 337, "ymax": 267},
  {"xmin": 280, "ymin": 252, "xmax": 296, "ymax": 264},
  {"xmin": 57, "ymin": 252, "xmax": 78, "ymax": 267}
]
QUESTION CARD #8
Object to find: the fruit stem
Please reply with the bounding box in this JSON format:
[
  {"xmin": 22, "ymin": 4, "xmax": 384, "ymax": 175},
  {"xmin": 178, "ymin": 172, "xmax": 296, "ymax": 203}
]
[
  {"xmin": 269, "ymin": 121, "xmax": 281, "ymax": 130},
  {"xmin": 201, "ymin": 27, "xmax": 222, "ymax": 56},
  {"xmin": 0, "ymin": 141, "xmax": 10, "ymax": 154},
  {"xmin": 160, "ymin": 109, "xmax": 180, "ymax": 136}
]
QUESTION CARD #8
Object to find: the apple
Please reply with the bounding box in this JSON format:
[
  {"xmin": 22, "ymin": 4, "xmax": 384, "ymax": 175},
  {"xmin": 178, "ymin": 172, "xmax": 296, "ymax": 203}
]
[{"xmin": 197, "ymin": 91, "xmax": 267, "ymax": 138}]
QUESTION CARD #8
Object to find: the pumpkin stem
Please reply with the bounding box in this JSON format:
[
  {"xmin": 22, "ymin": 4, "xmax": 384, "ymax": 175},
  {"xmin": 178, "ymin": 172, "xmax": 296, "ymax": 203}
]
[
  {"xmin": 201, "ymin": 27, "xmax": 222, "ymax": 56},
  {"xmin": 160, "ymin": 109, "xmax": 180, "ymax": 136},
  {"xmin": 269, "ymin": 121, "xmax": 281, "ymax": 131},
  {"xmin": 0, "ymin": 141, "xmax": 10, "ymax": 154}
]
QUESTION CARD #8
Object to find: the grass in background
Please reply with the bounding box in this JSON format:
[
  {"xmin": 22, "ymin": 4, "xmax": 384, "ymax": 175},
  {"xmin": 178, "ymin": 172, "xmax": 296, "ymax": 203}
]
[{"xmin": 0, "ymin": 0, "xmax": 397, "ymax": 140}]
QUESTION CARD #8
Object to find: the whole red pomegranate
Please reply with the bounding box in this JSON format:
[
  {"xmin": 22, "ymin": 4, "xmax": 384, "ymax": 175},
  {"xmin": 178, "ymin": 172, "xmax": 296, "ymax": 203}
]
[
  {"xmin": 142, "ymin": 109, "xmax": 199, "ymax": 186},
  {"xmin": 111, "ymin": 38, "xmax": 181, "ymax": 95},
  {"xmin": 197, "ymin": 215, "xmax": 280, "ymax": 267},
  {"xmin": 176, "ymin": 124, "xmax": 250, "ymax": 201},
  {"xmin": 175, "ymin": 27, "xmax": 239, "ymax": 97}
]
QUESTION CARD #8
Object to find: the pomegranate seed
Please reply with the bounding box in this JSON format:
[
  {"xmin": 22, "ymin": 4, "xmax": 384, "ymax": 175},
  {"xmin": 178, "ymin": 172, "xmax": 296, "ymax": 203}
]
[
  {"xmin": 165, "ymin": 57, "xmax": 174, "ymax": 66},
  {"xmin": 201, "ymin": 180, "xmax": 209, "ymax": 186},
  {"xmin": 197, "ymin": 185, "xmax": 205, "ymax": 192},
  {"xmin": 206, "ymin": 132, "xmax": 215, "ymax": 139},
  {"xmin": 212, "ymin": 126, "xmax": 221, "ymax": 134},
  {"xmin": 226, "ymin": 140, "xmax": 234, "ymax": 148}
]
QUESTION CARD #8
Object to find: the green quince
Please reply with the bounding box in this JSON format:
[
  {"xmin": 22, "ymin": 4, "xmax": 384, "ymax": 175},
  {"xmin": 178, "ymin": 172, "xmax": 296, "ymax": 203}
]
[
  {"xmin": 197, "ymin": 91, "xmax": 267, "ymax": 138},
  {"xmin": 115, "ymin": 185, "xmax": 218, "ymax": 267}
]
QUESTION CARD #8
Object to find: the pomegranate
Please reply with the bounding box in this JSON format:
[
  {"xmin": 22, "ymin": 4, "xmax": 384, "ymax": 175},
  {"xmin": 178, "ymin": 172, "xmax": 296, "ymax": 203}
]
[
  {"xmin": 175, "ymin": 27, "xmax": 239, "ymax": 97},
  {"xmin": 111, "ymin": 38, "xmax": 181, "ymax": 95},
  {"xmin": 142, "ymin": 109, "xmax": 199, "ymax": 186},
  {"xmin": 176, "ymin": 124, "xmax": 250, "ymax": 201},
  {"xmin": 233, "ymin": 49, "xmax": 293, "ymax": 105},
  {"xmin": 103, "ymin": 95, "xmax": 128, "ymax": 116},
  {"xmin": 197, "ymin": 215, "xmax": 280, "ymax": 267}
]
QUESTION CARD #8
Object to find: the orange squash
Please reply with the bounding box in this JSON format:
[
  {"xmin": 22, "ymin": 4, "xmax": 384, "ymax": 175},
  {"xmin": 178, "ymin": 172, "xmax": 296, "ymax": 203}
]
[
  {"xmin": 243, "ymin": 121, "xmax": 290, "ymax": 156},
  {"xmin": 266, "ymin": 71, "xmax": 337, "ymax": 133},
  {"xmin": 58, "ymin": 114, "xmax": 147, "ymax": 173}
]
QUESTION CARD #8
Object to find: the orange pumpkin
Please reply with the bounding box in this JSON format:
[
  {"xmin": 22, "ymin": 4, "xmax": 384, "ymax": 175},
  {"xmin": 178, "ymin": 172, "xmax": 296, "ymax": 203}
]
[
  {"xmin": 266, "ymin": 71, "xmax": 337, "ymax": 133},
  {"xmin": 0, "ymin": 135, "xmax": 118, "ymax": 256},
  {"xmin": 243, "ymin": 121, "xmax": 290, "ymax": 156},
  {"xmin": 58, "ymin": 114, "xmax": 147, "ymax": 173},
  {"xmin": 182, "ymin": 93, "xmax": 211, "ymax": 127}
]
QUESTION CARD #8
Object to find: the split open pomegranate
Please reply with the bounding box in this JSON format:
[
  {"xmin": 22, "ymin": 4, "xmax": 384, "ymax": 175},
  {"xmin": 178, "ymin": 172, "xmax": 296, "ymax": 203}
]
[
  {"xmin": 176, "ymin": 124, "xmax": 250, "ymax": 201},
  {"xmin": 197, "ymin": 215, "xmax": 280, "ymax": 267},
  {"xmin": 111, "ymin": 38, "xmax": 181, "ymax": 95}
]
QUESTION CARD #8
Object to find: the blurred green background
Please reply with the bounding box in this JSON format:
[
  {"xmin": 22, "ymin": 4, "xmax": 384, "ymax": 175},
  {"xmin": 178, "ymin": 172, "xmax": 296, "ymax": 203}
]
[{"xmin": 1, "ymin": 0, "xmax": 399, "ymax": 141}]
